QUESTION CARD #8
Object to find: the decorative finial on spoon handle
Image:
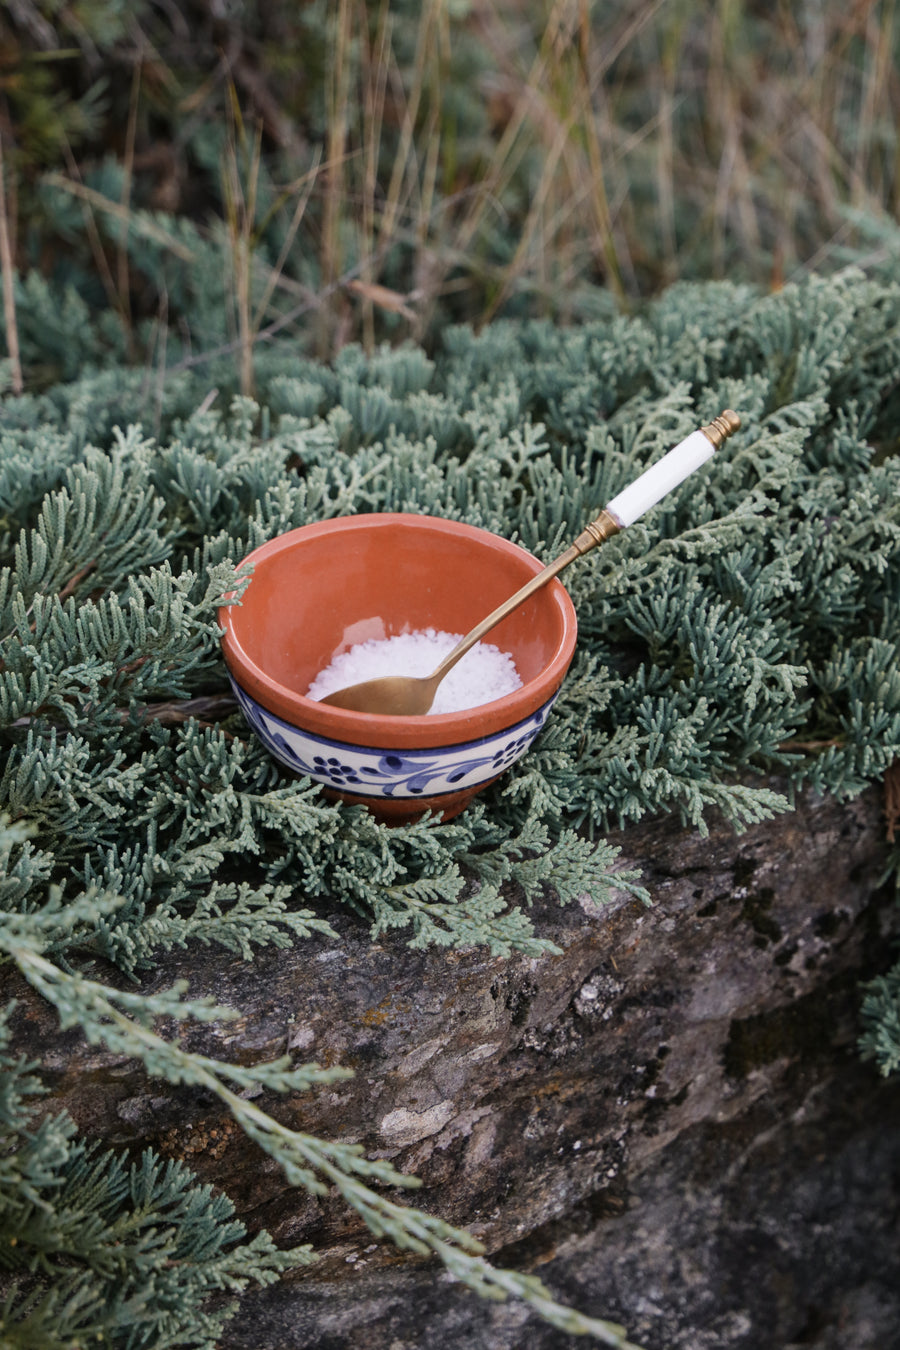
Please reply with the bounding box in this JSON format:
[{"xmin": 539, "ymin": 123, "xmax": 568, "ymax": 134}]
[{"xmin": 701, "ymin": 409, "xmax": 742, "ymax": 447}]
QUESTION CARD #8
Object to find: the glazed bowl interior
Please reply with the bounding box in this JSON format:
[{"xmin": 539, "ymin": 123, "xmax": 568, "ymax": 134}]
[{"xmin": 221, "ymin": 513, "xmax": 577, "ymax": 747}]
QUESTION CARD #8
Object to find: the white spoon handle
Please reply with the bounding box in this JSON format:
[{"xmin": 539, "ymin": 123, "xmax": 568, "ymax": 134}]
[
  {"xmin": 605, "ymin": 410, "xmax": 740, "ymax": 526},
  {"xmin": 606, "ymin": 429, "xmax": 715, "ymax": 526}
]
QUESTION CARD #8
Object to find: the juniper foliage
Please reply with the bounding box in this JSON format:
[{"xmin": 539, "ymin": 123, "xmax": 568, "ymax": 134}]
[
  {"xmin": 0, "ymin": 989, "xmax": 314, "ymax": 1350},
  {"xmin": 1, "ymin": 267, "xmax": 899, "ymax": 1340}
]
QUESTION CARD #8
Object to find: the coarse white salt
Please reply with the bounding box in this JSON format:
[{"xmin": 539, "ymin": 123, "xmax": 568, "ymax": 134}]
[{"xmin": 306, "ymin": 628, "xmax": 523, "ymax": 714}]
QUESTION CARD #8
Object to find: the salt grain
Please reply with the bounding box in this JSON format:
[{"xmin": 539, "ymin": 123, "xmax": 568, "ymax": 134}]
[{"xmin": 306, "ymin": 628, "xmax": 522, "ymax": 714}]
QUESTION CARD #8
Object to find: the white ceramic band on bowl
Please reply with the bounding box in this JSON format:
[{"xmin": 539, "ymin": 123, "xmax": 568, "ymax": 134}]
[{"xmin": 231, "ymin": 679, "xmax": 557, "ymax": 800}]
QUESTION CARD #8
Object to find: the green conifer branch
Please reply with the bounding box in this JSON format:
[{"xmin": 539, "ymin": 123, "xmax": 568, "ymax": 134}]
[
  {"xmin": 0, "ymin": 1002, "xmax": 314, "ymax": 1350},
  {"xmin": 859, "ymin": 953, "xmax": 900, "ymax": 1076}
]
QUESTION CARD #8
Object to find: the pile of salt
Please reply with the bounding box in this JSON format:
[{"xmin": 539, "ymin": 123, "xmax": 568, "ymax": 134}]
[{"xmin": 306, "ymin": 628, "xmax": 522, "ymax": 714}]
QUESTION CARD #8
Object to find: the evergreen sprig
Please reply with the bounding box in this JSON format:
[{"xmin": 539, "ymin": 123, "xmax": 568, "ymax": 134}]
[
  {"xmin": 0, "ymin": 999, "xmax": 313, "ymax": 1350},
  {"xmin": 860, "ymin": 954, "xmax": 900, "ymax": 1077},
  {"xmin": 0, "ymin": 929, "xmax": 640, "ymax": 1349}
]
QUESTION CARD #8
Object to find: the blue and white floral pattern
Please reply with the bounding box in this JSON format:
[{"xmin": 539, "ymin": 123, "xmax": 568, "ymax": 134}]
[{"xmin": 230, "ymin": 681, "xmax": 556, "ymax": 799}]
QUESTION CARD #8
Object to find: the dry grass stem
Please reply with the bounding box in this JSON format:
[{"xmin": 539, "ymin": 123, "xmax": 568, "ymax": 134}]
[
  {"xmin": 0, "ymin": 133, "xmax": 22, "ymax": 395},
  {"xmin": 43, "ymin": 172, "xmax": 195, "ymax": 259},
  {"xmin": 320, "ymin": 0, "xmax": 353, "ymax": 357},
  {"xmin": 7, "ymin": 0, "xmax": 900, "ymax": 373},
  {"xmin": 117, "ymin": 59, "xmax": 142, "ymax": 357}
]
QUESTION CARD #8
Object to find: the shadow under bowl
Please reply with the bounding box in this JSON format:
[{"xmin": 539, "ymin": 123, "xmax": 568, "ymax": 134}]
[{"xmin": 219, "ymin": 513, "xmax": 577, "ymax": 824}]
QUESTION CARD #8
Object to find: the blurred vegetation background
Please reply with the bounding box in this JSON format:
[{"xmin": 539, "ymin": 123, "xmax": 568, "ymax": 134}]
[{"xmin": 2, "ymin": 0, "xmax": 900, "ymax": 390}]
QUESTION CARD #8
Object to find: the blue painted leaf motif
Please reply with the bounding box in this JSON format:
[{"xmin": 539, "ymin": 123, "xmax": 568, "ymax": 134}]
[
  {"xmin": 269, "ymin": 730, "xmax": 307, "ymax": 769},
  {"xmin": 390, "ymin": 754, "xmax": 494, "ymax": 797}
]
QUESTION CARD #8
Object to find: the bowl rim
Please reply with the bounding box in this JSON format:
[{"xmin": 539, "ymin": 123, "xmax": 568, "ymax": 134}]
[{"xmin": 219, "ymin": 512, "xmax": 578, "ymax": 750}]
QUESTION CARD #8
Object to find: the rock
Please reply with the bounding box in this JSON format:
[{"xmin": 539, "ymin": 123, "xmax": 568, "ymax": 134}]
[
  {"xmin": 4, "ymin": 781, "xmax": 898, "ymax": 1348},
  {"xmin": 223, "ymin": 1062, "xmax": 900, "ymax": 1350}
]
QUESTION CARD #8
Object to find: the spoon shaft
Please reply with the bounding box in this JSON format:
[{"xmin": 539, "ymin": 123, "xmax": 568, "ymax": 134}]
[{"xmin": 429, "ymin": 510, "xmax": 621, "ymax": 684}]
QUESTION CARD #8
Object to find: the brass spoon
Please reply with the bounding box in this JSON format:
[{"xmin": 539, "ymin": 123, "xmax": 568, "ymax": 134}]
[{"xmin": 319, "ymin": 411, "xmax": 741, "ymax": 716}]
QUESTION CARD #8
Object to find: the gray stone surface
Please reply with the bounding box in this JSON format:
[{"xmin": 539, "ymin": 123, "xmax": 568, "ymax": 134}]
[
  {"xmin": 225, "ymin": 1061, "xmax": 900, "ymax": 1348},
  {"xmin": 5, "ymin": 780, "xmax": 898, "ymax": 1347}
]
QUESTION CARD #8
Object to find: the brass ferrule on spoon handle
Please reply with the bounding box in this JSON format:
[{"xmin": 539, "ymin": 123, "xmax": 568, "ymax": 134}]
[{"xmin": 567, "ymin": 507, "xmax": 623, "ymax": 558}]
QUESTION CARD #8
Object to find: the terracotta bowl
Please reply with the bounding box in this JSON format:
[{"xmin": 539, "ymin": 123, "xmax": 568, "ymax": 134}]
[{"xmin": 219, "ymin": 513, "xmax": 577, "ymax": 824}]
